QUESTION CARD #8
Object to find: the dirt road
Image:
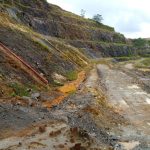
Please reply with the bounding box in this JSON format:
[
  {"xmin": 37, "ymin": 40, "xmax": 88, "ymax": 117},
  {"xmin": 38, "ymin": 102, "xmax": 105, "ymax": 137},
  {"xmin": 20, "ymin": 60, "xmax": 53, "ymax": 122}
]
[{"xmin": 97, "ymin": 64, "xmax": 150, "ymax": 149}]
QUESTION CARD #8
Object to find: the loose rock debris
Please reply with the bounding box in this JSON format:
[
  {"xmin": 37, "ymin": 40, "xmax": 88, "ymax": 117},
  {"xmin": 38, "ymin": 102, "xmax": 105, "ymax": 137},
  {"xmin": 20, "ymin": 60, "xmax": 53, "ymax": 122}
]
[{"xmin": 0, "ymin": 65, "xmax": 150, "ymax": 150}]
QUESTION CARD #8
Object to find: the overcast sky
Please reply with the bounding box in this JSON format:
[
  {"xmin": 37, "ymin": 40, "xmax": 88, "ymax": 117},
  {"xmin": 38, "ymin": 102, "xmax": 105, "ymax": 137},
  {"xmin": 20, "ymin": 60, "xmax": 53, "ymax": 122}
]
[{"xmin": 47, "ymin": 0, "xmax": 150, "ymax": 39}]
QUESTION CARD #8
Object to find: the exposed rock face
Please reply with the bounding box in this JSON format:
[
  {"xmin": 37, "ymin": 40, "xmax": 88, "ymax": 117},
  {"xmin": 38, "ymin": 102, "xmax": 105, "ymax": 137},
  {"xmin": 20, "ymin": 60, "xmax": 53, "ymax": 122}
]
[
  {"xmin": 17, "ymin": 4, "xmax": 126, "ymax": 43},
  {"xmin": 68, "ymin": 40, "xmax": 135, "ymax": 57},
  {"xmin": 21, "ymin": 15, "xmax": 126, "ymax": 43},
  {"xmin": 2, "ymin": 0, "xmax": 133, "ymax": 58},
  {"xmin": 0, "ymin": 25, "xmax": 88, "ymax": 83},
  {"xmin": 3, "ymin": 0, "xmax": 125, "ymax": 39}
]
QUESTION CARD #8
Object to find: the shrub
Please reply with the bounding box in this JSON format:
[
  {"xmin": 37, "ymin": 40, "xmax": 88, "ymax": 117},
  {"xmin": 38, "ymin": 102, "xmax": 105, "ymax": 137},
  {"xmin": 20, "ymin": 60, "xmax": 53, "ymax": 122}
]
[
  {"xmin": 80, "ymin": 9, "xmax": 86, "ymax": 18},
  {"xmin": 66, "ymin": 70, "xmax": 78, "ymax": 81},
  {"xmin": 114, "ymin": 56, "xmax": 140, "ymax": 62},
  {"xmin": 92, "ymin": 14, "xmax": 103, "ymax": 23},
  {"xmin": 141, "ymin": 58, "xmax": 150, "ymax": 66},
  {"xmin": 9, "ymin": 82, "xmax": 30, "ymax": 97},
  {"xmin": 135, "ymin": 58, "xmax": 150, "ymax": 68},
  {"xmin": 132, "ymin": 38, "xmax": 147, "ymax": 47}
]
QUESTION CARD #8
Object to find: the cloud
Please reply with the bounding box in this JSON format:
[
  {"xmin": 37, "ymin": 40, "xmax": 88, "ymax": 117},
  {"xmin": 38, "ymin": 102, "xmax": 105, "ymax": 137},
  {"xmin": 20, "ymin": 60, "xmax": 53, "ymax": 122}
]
[{"xmin": 47, "ymin": 0, "xmax": 150, "ymax": 38}]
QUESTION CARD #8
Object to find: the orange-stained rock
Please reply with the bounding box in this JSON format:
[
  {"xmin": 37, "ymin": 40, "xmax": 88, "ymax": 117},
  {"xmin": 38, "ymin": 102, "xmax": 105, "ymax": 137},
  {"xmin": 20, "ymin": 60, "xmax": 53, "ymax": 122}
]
[
  {"xmin": 42, "ymin": 71, "xmax": 86, "ymax": 109},
  {"xmin": 58, "ymin": 71, "xmax": 85, "ymax": 93},
  {"xmin": 42, "ymin": 94, "xmax": 67, "ymax": 108}
]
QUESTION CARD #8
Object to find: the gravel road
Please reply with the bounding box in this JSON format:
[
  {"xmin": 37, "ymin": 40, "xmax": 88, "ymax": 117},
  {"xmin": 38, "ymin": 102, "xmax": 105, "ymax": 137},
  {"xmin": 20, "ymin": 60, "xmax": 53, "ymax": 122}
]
[{"xmin": 97, "ymin": 64, "xmax": 150, "ymax": 149}]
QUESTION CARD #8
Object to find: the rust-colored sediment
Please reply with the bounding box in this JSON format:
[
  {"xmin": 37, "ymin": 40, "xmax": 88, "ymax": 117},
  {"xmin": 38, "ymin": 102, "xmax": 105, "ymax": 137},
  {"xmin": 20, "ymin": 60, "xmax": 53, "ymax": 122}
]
[
  {"xmin": 58, "ymin": 71, "xmax": 85, "ymax": 93},
  {"xmin": 42, "ymin": 94, "xmax": 67, "ymax": 108},
  {"xmin": 42, "ymin": 71, "xmax": 86, "ymax": 108}
]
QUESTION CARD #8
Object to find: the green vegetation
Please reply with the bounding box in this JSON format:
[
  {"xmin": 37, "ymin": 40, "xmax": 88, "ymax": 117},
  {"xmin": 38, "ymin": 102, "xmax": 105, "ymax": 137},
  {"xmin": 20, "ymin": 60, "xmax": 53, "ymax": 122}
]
[
  {"xmin": 92, "ymin": 14, "xmax": 103, "ymax": 23},
  {"xmin": 33, "ymin": 39, "xmax": 51, "ymax": 52},
  {"xmin": 142, "ymin": 58, "xmax": 150, "ymax": 66},
  {"xmin": 132, "ymin": 38, "xmax": 150, "ymax": 57},
  {"xmin": 114, "ymin": 56, "xmax": 140, "ymax": 62},
  {"xmin": 53, "ymin": 80, "xmax": 64, "ymax": 86},
  {"xmin": 68, "ymin": 90, "xmax": 76, "ymax": 95},
  {"xmin": 9, "ymin": 82, "xmax": 30, "ymax": 97},
  {"xmin": 135, "ymin": 58, "xmax": 150, "ymax": 68},
  {"xmin": 66, "ymin": 70, "xmax": 78, "ymax": 81},
  {"xmin": 132, "ymin": 38, "xmax": 149, "ymax": 48},
  {"xmin": 140, "ymin": 53, "xmax": 150, "ymax": 57}
]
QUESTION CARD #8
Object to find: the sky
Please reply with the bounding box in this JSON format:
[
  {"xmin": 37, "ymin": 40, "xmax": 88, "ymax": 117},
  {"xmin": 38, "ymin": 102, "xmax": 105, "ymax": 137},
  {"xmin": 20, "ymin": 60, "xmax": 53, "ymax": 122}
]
[{"xmin": 47, "ymin": 0, "xmax": 150, "ymax": 39}]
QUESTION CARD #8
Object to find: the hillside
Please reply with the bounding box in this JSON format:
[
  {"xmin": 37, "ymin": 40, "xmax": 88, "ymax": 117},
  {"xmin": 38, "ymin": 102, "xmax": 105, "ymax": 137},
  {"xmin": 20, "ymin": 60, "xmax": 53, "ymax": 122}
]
[
  {"xmin": 1, "ymin": 0, "xmax": 134, "ymax": 58},
  {"xmin": 0, "ymin": 0, "xmax": 135, "ymax": 96},
  {"xmin": 0, "ymin": 1, "xmax": 150, "ymax": 150}
]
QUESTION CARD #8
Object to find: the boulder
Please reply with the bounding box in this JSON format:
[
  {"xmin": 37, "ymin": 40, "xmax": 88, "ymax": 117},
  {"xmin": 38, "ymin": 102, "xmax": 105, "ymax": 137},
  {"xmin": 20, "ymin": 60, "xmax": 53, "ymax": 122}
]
[{"xmin": 31, "ymin": 92, "xmax": 40, "ymax": 100}]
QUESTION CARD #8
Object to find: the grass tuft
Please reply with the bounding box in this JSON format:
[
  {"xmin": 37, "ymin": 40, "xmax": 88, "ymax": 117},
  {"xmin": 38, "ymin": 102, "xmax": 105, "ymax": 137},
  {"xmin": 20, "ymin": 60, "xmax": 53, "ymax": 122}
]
[
  {"xmin": 9, "ymin": 82, "xmax": 30, "ymax": 97},
  {"xmin": 135, "ymin": 58, "xmax": 150, "ymax": 68},
  {"xmin": 66, "ymin": 70, "xmax": 78, "ymax": 81},
  {"xmin": 114, "ymin": 56, "xmax": 140, "ymax": 62}
]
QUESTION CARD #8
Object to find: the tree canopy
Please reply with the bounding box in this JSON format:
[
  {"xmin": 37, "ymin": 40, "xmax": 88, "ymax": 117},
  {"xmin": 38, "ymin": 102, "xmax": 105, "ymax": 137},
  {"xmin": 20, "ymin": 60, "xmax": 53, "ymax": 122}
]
[{"xmin": 92, "ymin": 14, "xmax": 103, "ymax": 23}]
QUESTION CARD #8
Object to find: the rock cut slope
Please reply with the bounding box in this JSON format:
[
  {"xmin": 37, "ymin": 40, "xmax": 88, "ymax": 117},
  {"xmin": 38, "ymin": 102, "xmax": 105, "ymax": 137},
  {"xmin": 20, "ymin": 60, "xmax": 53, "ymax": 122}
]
[
  {"xmin": 0, "ymin": 0, "xmax": 134, "ymax": 96},
  {"xmin": 0, "ymin": 7, "xmax": 89, "ymax": 96},
  {"xmin": 1, "ymin": 0, "xmax": 134, "ymax": 58}
]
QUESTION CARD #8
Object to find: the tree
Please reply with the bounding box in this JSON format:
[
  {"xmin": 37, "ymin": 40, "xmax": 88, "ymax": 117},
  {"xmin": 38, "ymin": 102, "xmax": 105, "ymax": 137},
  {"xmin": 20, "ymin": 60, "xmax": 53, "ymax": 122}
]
[
  {"xmin": 132, "ymin": 38, "xmax": 147, "ymax": 48},
  {"xmin": 80, "ymin": 9, "xmax": 86, "ymax": 18},
  {"xmin": 92, "ymin": 14, "xmax": 103, "ymax": 23}
]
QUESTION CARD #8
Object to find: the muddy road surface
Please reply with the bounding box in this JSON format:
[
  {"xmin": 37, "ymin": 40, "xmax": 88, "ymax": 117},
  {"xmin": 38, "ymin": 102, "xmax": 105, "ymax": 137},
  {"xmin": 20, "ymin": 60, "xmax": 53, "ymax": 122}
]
[{"xmin": 97, "ymin": 64, "xmax": 150, "ymax": 149}]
